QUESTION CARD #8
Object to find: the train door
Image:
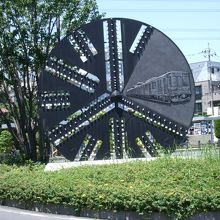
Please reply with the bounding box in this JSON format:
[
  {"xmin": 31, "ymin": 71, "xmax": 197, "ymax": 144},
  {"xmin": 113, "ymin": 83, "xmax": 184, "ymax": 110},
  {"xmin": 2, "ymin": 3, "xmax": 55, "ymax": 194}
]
[
  {"xmin": 144, "ymin": 83, "xmax": 149, "ymax": 96},
  {"xmin": 177, "ymin": 76, "xmax": 182, "ymax": 86},
  {"xmin": 171, "ymin": 76, "xmax": 178, "ymax": 89},
  {"xmin": 149, "ymin": 82, "xmax": 152, "ymax": 96},
  {"xmin": 158, "ymin": 79, "xmax": 162, "ymax": 93},
  {"xmin": 163, "ymin": 78, "xmax": 168, "ymax": 94},
  {"xmin": 152, "ymin": 81, "xmax": 156, "ymax": 99},
  {"xmin": 157, "ymin": 79, "xmax": 162, "ymax": 101},
  {"xmin": 182, "ymin": 74, "xmax": 190, "ymax": 88},
  {"xmin": 163, "ymin": 77, "xmax": 169, "ymax": 102}
]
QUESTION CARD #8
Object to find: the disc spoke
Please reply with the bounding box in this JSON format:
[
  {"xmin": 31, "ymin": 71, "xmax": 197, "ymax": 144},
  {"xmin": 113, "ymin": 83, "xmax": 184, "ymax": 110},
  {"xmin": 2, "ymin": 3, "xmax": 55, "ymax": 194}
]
[
  {"xmin": 48, "ymin": 93, "xmax": 115, "ymax": 147},
  {"xmin": 39, "ymin": 90, "xmax": 70, "ymax": 111},
  {"xmin": 68, "ymin": 29, "xmax": 98, "ymax": 62},
  {"xmin": 109, "ymin": 115, "xmax": 127, "ymax": 159},
  {"xmin": 103, "ymin": 19, "xmax": 125, "ymax": 92},
  {"xmin": 136, "ymin": 131, "xmax": 157, "ymax": 157},
  {"xmin": 45, "ymin": 56, "xmax": 100, "ymax": 93},
  {"xmin": 129, "ymin": 24, "xmax": 153, "ymax": 56},
  {"xmin": 119, "ymin": 96, "xmax": 188, "ymax": 138}
]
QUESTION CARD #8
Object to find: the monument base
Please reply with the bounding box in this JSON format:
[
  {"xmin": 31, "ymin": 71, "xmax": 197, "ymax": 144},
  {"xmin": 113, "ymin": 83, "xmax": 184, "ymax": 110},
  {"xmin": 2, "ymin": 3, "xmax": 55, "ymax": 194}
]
[{"xmin": 44, "ymin": 157, "xmax": 155, "ymax": 172}]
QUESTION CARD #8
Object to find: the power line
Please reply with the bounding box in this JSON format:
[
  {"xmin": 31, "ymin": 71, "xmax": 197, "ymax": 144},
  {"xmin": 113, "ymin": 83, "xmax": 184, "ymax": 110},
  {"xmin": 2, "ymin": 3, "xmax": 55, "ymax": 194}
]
[
  {"xmin": 201, "ymin": 44, "xmax": 217, "ymax": 60},
  {"xmin": 100, "ymin": 8, "xmax": 220, "ymax": 13},
  {"xmin": 185, "ymin": 52, "xmax": 203, "ymax": 57},
  {"xmin": 101, "ymin": 0, "xmax": 220, "ymax": 1},
  {"xmin": 173, "ymin": 37, "xmax": 220, "ymax": 41},
  {"xmin": 162, "ymin": 28, "xmax": 220, "ymax": 32}
]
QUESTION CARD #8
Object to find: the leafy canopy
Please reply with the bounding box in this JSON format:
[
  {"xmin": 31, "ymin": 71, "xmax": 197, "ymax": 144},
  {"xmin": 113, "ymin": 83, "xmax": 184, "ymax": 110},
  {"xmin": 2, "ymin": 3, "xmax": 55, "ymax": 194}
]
[{"xmin": 0, "ymin": 0, "xmax": 103, "ymax": 161}]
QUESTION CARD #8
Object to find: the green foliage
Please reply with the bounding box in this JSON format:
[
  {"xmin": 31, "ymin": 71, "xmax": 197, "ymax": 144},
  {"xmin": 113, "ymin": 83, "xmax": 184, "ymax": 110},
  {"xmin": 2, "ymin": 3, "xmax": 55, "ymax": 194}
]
[
  {"xmin": 214, "ymin": 120, "xmax": 220, "ymax": 138},
  {"xmin": 0, "ymin": 130, "xmax": 13, "ymax": 153},
  {"xmin": 1, "ymin": 153, "xmax": 25, "ymax": 166},
  {"xmin": 0, "ymin": 0, "xmax": 103, "ymax": 161},
  {"xmin": 1, "ymin": 157, "xmax": 220, "ymax": 219},
  {"xmin": 0, "ymin": 129, "xmax": 24, "ymax": 165}
]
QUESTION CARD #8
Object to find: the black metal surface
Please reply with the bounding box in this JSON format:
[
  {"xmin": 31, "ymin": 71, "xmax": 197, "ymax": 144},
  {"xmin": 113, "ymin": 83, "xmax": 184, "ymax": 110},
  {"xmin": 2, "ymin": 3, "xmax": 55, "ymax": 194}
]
[{"xmin": 39, "ymin": 18, "xmax": 195, "ymax": 161}]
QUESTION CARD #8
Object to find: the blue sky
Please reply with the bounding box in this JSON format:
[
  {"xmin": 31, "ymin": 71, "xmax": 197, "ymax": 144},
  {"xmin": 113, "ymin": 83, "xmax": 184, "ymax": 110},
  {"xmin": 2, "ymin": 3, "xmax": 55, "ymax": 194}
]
[{"xmin": 96, "ymin": 0, "xmax": 220, "ymax": 64}]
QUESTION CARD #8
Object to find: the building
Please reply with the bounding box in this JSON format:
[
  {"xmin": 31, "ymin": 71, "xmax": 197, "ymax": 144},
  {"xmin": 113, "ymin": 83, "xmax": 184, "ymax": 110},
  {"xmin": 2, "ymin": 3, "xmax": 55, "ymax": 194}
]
[
  {"xmin": 187, "ymin": 61, "xmax": 220, "ymax": 141},
  {"xmin": 190, "ymin": 61, "xmax": 220, "ymax": 115}
]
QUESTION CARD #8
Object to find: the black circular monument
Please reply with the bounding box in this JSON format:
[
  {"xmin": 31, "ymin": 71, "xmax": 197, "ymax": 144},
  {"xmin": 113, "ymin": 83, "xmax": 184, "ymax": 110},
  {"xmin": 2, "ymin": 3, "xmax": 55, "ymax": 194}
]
[{"xmin": 39, "ymin": 18, "xmax": 195, "ymax": 161}]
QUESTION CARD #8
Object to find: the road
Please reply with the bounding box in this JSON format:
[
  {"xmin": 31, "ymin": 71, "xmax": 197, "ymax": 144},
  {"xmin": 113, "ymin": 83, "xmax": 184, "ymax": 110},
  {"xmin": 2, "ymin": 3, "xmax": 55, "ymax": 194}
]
[{"xmin": 0, "ymin": 206, "xmax": 97, "ymax": 220}]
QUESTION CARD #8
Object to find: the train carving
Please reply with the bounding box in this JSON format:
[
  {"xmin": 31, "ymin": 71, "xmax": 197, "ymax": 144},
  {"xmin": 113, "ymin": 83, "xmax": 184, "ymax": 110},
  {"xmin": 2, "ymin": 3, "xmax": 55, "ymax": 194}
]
[{"xmin": 126, "ymin": 71, "xmax": 192, "ymax": 104}]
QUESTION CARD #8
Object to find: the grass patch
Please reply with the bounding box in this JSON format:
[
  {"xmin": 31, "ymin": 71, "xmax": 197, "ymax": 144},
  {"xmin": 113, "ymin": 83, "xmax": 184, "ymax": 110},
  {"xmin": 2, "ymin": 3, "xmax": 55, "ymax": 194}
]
[{"xmin": 1, "ymin": 155, "xmax": 220, "ymax": 219}]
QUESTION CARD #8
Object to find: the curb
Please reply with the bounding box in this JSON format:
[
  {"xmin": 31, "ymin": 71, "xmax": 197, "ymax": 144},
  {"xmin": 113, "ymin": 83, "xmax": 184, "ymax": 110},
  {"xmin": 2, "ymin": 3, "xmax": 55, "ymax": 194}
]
[
  {"xmin": 0, "ymin": 199, "xmax": 173, "ymax": 219},
  {"xmin": 1, "ymin": 199, "xmax": 220, "ymax": 220}
]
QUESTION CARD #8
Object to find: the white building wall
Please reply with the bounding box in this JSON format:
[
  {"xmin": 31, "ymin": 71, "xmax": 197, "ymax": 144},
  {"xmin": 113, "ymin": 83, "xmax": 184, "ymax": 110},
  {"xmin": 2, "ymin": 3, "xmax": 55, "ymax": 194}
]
[{"xmin": 190, "ymin": 61, "xmax": 220, "ymax": 82}]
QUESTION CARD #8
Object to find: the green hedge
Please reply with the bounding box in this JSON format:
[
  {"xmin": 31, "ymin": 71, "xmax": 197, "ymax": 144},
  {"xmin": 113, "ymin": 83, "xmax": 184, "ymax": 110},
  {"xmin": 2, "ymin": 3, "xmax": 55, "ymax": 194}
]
[{"xmin": 1, "ymin": 157, "xmax": 220, "ymax": 219}]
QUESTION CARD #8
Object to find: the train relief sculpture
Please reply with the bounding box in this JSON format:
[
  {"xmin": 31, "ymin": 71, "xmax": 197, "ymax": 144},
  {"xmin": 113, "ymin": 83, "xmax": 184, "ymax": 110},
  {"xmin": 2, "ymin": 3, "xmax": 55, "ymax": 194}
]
[
  {"xmin": 39, "ymin": 18, "xmax": 195, "ymax": 161},
  {"xmin": 126, "ymin": 71, "xmax": 192, "ymax": 104}
]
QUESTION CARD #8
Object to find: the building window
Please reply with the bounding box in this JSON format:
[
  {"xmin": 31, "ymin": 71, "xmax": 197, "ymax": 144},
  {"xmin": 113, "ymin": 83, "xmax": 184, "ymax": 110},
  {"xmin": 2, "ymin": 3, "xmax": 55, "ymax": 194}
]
[
  {"xmin": 195, "ymin": 85, "xmax": 202, "ymax": 100},
  {"xmin": 217, "ymin": 68, "xmax": 220, "ymax": 72},
  {"xmin": 211, "ymin": 67, "xmax": 215, "ymax": 73},
  {"xmin": 195, "ymin": 103, "xmax": 202, "ymax": 114}
]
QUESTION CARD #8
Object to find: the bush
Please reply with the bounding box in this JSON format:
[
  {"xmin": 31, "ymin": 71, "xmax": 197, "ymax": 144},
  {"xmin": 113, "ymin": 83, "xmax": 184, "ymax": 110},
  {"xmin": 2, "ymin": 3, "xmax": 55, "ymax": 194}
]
[
  {"xmin": 1, "ymin": 157, "xmax": 220, "ymax": 219},
  {"xmin": 0, "ymin": 130, "xmax": 13, "ymax": 153}
]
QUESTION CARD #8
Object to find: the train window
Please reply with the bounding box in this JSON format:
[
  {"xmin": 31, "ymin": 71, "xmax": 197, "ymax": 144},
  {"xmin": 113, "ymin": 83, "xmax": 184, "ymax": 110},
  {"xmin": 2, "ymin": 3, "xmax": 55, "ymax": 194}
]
[
  {"xmin": 145, "ymin": 84, "xmax": 148, "ymax": 90},
  {"xmin": 152, "ymin": 82, "xmax": 156, "ymax": 89},
  {"xmin": 158, "ymin": 79, "xmax": 162, "ymax": 92},
  {"xmin": 158, "ymin": 80, "xmax": 162, "ymax": 88},
  {"xmin": 171, "ymin": 77, "xmax": 177, "ymax": 87},
  {"xmin": 183, "ymin": 76, "xmax": 190, "ymax": 86}
]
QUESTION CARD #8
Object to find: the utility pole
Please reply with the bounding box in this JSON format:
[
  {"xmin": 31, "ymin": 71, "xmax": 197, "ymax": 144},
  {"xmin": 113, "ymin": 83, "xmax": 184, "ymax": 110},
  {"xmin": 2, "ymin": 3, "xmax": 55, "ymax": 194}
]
[{"xmin": 202, "ymin": 43, "xmax": 217, "ymax": 144}]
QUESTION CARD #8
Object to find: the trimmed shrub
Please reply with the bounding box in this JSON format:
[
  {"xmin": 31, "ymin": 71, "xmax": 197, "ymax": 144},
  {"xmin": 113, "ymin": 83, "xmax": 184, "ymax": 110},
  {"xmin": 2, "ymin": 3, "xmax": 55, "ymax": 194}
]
[{"xmin": 1, "ymin": 156, "xmax": 220, "ymax": 219}]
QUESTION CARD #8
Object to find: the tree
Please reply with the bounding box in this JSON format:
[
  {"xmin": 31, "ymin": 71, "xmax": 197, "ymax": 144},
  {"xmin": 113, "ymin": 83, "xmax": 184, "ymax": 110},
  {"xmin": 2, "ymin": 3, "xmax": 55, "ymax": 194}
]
[{"xmin": 0, "ymin": 0, "xmax": 103, "ymax": 161}]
